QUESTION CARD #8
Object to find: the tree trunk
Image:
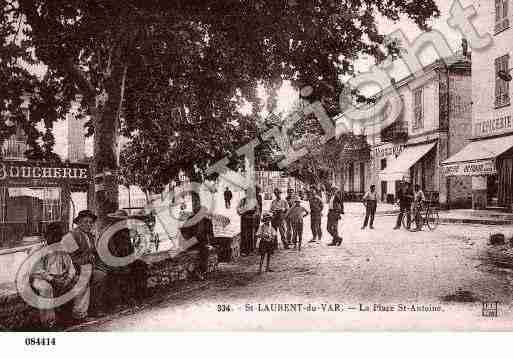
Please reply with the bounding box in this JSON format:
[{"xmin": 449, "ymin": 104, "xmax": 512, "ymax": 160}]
[{"xmin": 93, "ymin": 60, "xmax": 126, "ymax": 230}]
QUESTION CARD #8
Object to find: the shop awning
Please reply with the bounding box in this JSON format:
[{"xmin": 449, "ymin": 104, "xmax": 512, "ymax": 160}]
[
  {"xmin": 443, "ymin": 135, "xmax": 513, "ymax": 164},
  {"xmin": 380, "ymin": 142, "xmax": 437, "ymax": 181},
  {"xmin": 441, "ymin": 135, "xmax": 513, "ymax": 176}
]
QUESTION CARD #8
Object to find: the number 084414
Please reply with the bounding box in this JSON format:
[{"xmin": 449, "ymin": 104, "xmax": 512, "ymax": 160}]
[{"xmin": 25, "ymin": 337, "xmax": 56, "ymax": 346}]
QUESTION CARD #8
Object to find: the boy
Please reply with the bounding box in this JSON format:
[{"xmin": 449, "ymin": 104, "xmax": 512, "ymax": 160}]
[
  {"xmin": 361, "ymin": 185, "xmax": 377, "ymax": 229},
  {"xmin": 270, "ymin": 188, "xmax": 289, "ymax": 249},
  {"xmin": 285, "ymin": 195, "xmax": 309, "ymax": 251},
  {"xmin": 256, "ymin": 212, "xmax": 277, "ymax": 273}
]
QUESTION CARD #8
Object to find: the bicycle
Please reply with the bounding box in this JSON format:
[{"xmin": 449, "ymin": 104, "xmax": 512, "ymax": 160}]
[{"xmin": 401, "ymin": 198, "xmax": 439, "ymax": 231}]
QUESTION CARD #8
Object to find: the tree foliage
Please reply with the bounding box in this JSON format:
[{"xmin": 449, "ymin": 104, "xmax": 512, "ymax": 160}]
[{"xmin": 1, "ymin": 0, "xmax": 439, "ymax": 223}]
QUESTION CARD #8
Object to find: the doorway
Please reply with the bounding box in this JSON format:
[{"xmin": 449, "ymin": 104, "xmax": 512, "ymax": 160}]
[
  {"xmin": 487, "ymin": 175, "xmax": 499, "ymax": 207},
  {"xmin": 381, "ymin": 181, "xmax": 387, "ymax": 202}
]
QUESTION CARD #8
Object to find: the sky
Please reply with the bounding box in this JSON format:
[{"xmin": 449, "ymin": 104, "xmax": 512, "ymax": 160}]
[{"xmin": 44, "ymin": 0, "xmax": 479, "ymax": 159}]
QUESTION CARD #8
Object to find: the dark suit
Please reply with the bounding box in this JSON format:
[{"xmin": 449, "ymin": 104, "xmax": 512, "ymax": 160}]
[
  {"xmin": 395, "ymin": 186, "xmax": 413, "ymax": 228},
  {"xmin": 66, "ymin": 228, "xmax": 107, "ymax": 316},
  {"xmin": 327, "ymin": 191, "xmax": 344, "ymax": 243},
  {"xmin": 181, "ymin": 210, "xmax": 214, "ymax": 274}
]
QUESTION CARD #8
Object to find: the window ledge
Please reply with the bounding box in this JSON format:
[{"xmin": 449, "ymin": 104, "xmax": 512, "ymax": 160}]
[
  {"xmin": 494, "ymin": 102, "xmax": 511, "ymax": 110},
  {"xmin": 494, "ymin": 26, "xmax": 510, "ymax": 36}
]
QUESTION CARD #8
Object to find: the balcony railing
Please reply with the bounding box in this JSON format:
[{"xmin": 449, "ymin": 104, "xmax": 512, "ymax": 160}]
[
  {"xmin": 380, "ymin": 121, "xmax": 408, "ymax": 143},
  {"xmin": 1, "ymin": 138, "xmax": 27, "ymax": 161}
]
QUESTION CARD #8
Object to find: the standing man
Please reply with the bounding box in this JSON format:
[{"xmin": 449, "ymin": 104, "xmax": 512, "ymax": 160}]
[
  {"xmin": 224, "ymin": 187, "xmax": 233, "ymax": 209},
  {"xmin": 285, "ymin": 188, "xmax": 295, "ymax": 245},
  {"xmin": 361, "ymin": 185, "xmax": 378, "ymax": 229},
  {"xmin": 65, "ymin": 210, "xmax": 107, "ymax": 321},
  {"xmin": 253, "ymin": 186, "xmax": 263, "ymax": 238},
  {"xmin": 237, "ymin": 187, "xmax": 257, "ymax": 255},
  {"xmin": 394, "ymin": 181, "xmax": 414, "ymax": 230},
  {"xmin": 308, "ymin": 188, "xmax": 324, "ymax": 243},
  {"xmin": 270, "ymin": 188, "xmax": 289, "ymax": 249},
  {"xmin": 181, "ymin": 200, "xmax": 214, "ymax": 280},
  {"xmin": 327, "ymin": 186, "xmax": 344, "ymax": 246},
  {"xmin": 412, "ymin": 184, "xmax": 426, "ymax": 231}
]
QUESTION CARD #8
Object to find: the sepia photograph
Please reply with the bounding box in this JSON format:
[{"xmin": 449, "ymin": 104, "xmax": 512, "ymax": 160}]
[{"xmin": 1, "ymin": 0, "xmax": 513, "ymax": 341}]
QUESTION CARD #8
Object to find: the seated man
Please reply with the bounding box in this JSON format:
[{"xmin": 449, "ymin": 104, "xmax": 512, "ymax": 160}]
[
  {"xmin": 65, "ymin": 210, "xmax": 107, "ymax": 321},
  {"xmin": 101, "ymin": 224, "xmax": 148, "ymax": 307},
  {"xmin": 30, "ymin": 222, "xmax": 76, "ymax": 329}
]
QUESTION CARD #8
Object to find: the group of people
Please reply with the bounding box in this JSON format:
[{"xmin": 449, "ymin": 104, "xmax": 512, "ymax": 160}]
[
  {"xmin": 235, "ymin": 185, "xmax": 347, "ymax": 273},
  {"xmin": 29, "ymin": 201, "xmax": 214, "ymax": 329},
  {"xmin": 394, "ymin": 181, "xmax": 426, "ymax": 231},
  {"xmin": 359, "ymin": 180, "xmax": 426, "ymax": 231},
  {"xmin": 29, "ymin": 210, "xmax": 109, "ymax": 329}
]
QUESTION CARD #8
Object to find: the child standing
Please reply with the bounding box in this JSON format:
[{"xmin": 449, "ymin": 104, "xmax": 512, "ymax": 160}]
[
  {"xmin": 256, "ymin": 212, "xmax": 277, "ymax": 273},
  {"xmin": 285, "ymin": 196, "xmax": 309, "ymax": 251}
]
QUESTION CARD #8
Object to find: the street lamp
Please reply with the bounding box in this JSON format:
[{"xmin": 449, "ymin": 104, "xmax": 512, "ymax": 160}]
[{"xmin": 498, "ymin": 68, "xmax": 513, "ymax": 82}]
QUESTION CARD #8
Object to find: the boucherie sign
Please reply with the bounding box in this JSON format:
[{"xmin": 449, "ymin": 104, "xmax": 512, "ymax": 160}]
[
  {"xmin": 442, "ymin": 160, "xmax": 496, "ymax": 176},
  {"xmin": 0, "ymin": 162, "xmax": 90, "ymax": 182}
]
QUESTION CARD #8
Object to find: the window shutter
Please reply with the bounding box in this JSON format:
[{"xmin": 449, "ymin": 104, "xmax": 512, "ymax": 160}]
[
  {"xmin": 496, "ymin": 0, "xmax": 502, "ymax": 23},
  {"xmin": 503, "ymin": 0, "xmax": 510, "ymax": 29},
  {"xmin": 495, "ymin": 0, "xmax": 510, "ymax": 32},
  {"xmin": 505, "ymin": 54, "xmax": 510, "ymax": 104},
  {"xmin": 413, "ymin": 88, "xmax": 423, "ymax": 129},
  {"xmin": 495, "ymin": 57, "xmax": 501, "ymax": 107}
]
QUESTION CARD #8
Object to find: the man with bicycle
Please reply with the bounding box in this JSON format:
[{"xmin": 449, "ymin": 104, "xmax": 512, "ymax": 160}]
[
  {"xmin": 411, "ymin": 185, "xmax": 426, "ymax": 232},
  {"xmin": 393, "ymin": 181, "xmax": 413, "ymax": 230}
]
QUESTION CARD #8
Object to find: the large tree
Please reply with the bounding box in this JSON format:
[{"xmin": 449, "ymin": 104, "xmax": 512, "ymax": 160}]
[{"xmin": 2, "ymin": 0, "xmax": 439, "ymax": 228}]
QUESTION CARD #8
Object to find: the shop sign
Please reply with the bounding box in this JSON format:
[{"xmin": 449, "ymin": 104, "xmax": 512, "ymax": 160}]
[
  {"xmin": 442, "ymin": 160, "xmax": 496, "ymax": 176},
  {"xmin": 371, "ymin": 144, "xmax": 405, "ymax": 159},
  {"xmin": 474, "ymin": 115, "xmax": 513, "ymax": 138},
  {"xmin": 0, "ymin": 162, "xmax": 90, "ymax": 182}
]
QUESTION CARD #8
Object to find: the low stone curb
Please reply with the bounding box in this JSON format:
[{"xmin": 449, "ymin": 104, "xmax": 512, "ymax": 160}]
[
  {"xmin": 438, "ymin": 218, "xmax": 513, "ymax": 225},
  {"xmin": 373, "ymin": 210, "xmax": 513, "ymax": 225}
]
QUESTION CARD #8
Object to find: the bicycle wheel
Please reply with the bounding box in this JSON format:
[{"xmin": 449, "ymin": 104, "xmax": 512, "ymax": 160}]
[
  {"xmin": 427, "ymin": 209, "xmax": 440, "ymax": 230},
  {"xmin": 402, "ymin": 211, "xmax": 415, "ymax": 231}
]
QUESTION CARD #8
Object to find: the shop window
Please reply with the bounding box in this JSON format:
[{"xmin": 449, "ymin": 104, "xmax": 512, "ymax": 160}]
[
  {"xmin": 495, "ymin": 54, "xmax": 511, "ymax": 108},
  {"xmin": 0, "ymin": 187, "xmax": 62, "ymax": 249},
  {"xmin": 380, "ymin": 159, "xmax": 387, "ymax": 170},
  {"xmin": 495, "ymin": 0, "xmax": 510, "ymax": 34},
  {"xmin": 413, "ymin": 88, "xmax": 424, "ymax": 129}
]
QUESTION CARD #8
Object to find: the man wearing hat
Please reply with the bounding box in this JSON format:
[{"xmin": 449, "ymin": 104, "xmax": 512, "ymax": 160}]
[
  {"xmin": 308, "ymin": 188, "xmax": 324, "ymax": 243},
  {"xmin": 327, "ymin": 186, "xmax": 344, "ymax": 246},
  {"xmin": 270, "ymin": 188, "xmax": 289, "ymax": 249},
  {"xmin": 237, "ymin": 187, "xmax": 257, "ymax": 255},
  {"xmin": 64, "ymin": 209, "xmax": 107, "ymax": 321},
  {"xmin": 394, "ymin": 180, "xmax": 413, "ymax": 230},
  {"xmin": 285, "ymin": 188, "xmax": 295, "ymax": 245}
]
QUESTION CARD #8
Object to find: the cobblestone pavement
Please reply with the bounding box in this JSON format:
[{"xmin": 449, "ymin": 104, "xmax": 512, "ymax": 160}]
[{"xmin": 79, "ymin": 201, "xmax": 513, "ymax": 331}]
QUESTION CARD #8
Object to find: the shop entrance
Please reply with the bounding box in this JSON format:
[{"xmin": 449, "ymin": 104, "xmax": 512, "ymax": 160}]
[
  {"xmin": 0, "ymin": 186, "xmax": 62, "ymax": 249},
  {"xmin": 381, "ymin": 181, "xmax": 387, "ymax": 202},
  {"xmin": 487, "ymin": 175, "xmax": 499, "ymax": 207}
]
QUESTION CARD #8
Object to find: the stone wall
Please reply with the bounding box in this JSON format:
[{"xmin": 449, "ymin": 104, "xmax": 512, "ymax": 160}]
[{"xmin": 0, "ymin": 248, "xmax": 219, "ymax": 330}]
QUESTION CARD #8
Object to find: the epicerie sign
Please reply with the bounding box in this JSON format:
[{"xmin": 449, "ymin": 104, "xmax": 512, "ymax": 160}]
[
  {"xmin": 0, "ymin": 162, "xmax": 89, "ymax": 181},
  {"xmin": 474, "ymin": 115, "xmax": 512, "ymax": 137},
  {"xmin": 371, "ymin": 144, "xmax": 405, "ymax": 159},
  {"xmin": 442, "ymin": 160, "xmax": 496, "ymax": 176}
]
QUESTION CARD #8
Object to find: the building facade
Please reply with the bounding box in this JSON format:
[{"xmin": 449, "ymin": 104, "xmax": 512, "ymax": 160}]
[
  {"xmin": 0, "ymin": 103, "xmax": 91, "ymax": 251},
  {"xmin": 443, "ymin": 0, "xmax": 513, "ymax": 211},
  {"xmin": 342, "ymin": 50, "xmax": 472, "ymax": 207}
]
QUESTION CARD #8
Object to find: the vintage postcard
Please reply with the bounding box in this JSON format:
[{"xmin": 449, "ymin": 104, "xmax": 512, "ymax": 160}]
[{"xmin": 1, "ymin": 0, "xmax": 513, "ymax": 336}]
